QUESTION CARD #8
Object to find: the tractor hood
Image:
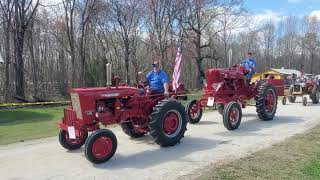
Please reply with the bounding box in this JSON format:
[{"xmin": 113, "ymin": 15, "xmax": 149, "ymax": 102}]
[{"xmin": 69, "ymin": 86, "xmax": 139, "ymax": 99}]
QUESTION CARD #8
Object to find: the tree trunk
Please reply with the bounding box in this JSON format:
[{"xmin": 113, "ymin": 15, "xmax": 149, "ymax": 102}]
[
  {"xmin": 14, "ymin": 1, "xmax": 26, "ymax": 100},
  {"xmin": 195, "ymin": 31, "xmax": 205, "ymax": 88},
  {"xmin": 4, "ymin": 9, "xmax": 11, "ymax": 102}
]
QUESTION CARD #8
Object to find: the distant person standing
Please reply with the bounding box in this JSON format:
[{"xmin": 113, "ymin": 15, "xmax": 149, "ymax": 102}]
[{"xmin": 241, "ymin": 52, "xmax": 257, "ymax": 79}]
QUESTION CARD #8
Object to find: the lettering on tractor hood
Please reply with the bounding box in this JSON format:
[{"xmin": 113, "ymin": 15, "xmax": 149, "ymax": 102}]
[{"xmin": 101, "ymin": 93, "xmax": 120, "ymax": 97}]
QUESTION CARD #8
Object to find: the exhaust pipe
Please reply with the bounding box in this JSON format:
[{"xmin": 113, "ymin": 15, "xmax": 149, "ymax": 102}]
[{"xmin": 106, "ymin": 63, "xmax": 112, "ymax": 86}]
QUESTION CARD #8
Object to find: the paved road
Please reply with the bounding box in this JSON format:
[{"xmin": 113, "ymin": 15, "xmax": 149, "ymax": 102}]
[{"xmin": 1, "ymin": 100, "xmax": 319, "ymax": 180}]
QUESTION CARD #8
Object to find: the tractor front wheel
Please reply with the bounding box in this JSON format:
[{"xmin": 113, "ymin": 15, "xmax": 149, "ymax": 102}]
[
  {"xmin": 149, "ymin": 100, "xmax": 188, "ymax": 147},
  {"xmin": 185, "ymin": 99, "xmax": 203, "ymax": 124},
  {"xmin": 282, "ymin": 96, "xmax": 287, "ymax": 105},
  {"xmin": 223, "ymin": 102, "xmax": 242, "ymax": 130},
  {"xmin": 302, "ymin": 97, "xmax": 308, "ymax": 106},
  {"xmin": 256, "ymin": 83, "xmax": 278, "ymax": 121},
  {"xmin": 288, "ymin": 87, "xmax": 296, "ymax": 103},
  {"xmin": 85, "ymin": 129, "xmax": 117, "ymax": 164},
  {"xmin": 121, "ymin": 122, "xmax": 146, "ymax": 138},
  {"xmin": 59, "ymin": 129, "xmax": 88, "ymax": 150}
]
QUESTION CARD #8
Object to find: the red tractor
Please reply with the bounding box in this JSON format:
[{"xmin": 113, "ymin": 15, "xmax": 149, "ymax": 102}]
[
  {"xmin": 58, "ymin": 77, "xmax": 188, "ymax": 164},
  {"xmin": 185, "ymin": 65, "xmax": 284, "ymax": 130}
]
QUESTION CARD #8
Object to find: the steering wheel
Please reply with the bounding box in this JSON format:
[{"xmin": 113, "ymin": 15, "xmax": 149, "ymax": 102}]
[{"xmin": 137, "ymin": 80, "xmax": 149, "ymax": 89}]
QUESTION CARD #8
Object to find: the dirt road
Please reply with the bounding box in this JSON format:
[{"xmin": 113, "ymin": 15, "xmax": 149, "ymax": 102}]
[{"xmin": 0, "ymin": 100, "xmax": 319, "ymax": 180}]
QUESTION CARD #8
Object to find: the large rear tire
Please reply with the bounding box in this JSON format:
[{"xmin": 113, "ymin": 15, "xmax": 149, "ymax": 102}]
[
  {"xmin": 59, "ymin": 129, "xmax": 88, "ymax": 150},
  {"xmin": 256, "ymin": 83, "xmax": 278, "ymax": 121},
  {"xmin": 223, "ymin": 102, "xmax": 242, "ymax": 130},
  {"xmin": 310, "ymin": 86, "xmax": 319, "ymax": 104},
  {"xmin": 149, "ymin": 100, "xmax": 188, "ymax": 147},
  {"xmin": 85, "ymin": 129, "xmax": 117, "ymax": 164},
  {"xmin": 185, "ymin": 99, "xmax": 203, "ymax": 124},
  {"xmin": 121, "ymin": 122, "xmax": 146, "ymax": 138},
  {"xmin": 288, "ymin": 86, "xmax": 296, "ymax": 103}
]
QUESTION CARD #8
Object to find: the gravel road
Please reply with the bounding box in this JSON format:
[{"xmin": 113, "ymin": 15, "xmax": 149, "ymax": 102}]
[{"xmin": 0, "ymin": 99, "xmax": 319, "ymax": 180}]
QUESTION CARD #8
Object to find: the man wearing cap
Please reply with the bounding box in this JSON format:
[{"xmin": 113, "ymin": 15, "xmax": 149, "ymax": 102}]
[
  {"xmin": 241, "ymin": 52, "xmax": 257, "ymax": 79},
  {"xmin": 139, "ymin": 61, "xmax": 169, "ymax": 96}
]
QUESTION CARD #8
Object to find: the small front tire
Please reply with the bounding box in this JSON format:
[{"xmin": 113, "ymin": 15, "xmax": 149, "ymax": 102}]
[
  {"xmin": 185, "ymin": 99, "xmax": 203, "ymax": 124},
  {"xmin": 85, "ymin": 129, "xmax": 117, "ymax": 164},
  {"xmin": 282, "ymin": 97, "xmax": 287, "ymax": 105},
  {"xmin": 59, "ymin": 129, "xmax": 88, "ymax": 150},
  {"xmin": 223, "ymin": 102, "xmax": 242, "ymax": 130},
  {"xmin": 302, "ymin": 97, "xmax": 307, "ymax": 106}
]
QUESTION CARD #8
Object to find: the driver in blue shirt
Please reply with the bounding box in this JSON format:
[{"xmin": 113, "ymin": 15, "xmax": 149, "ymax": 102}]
[
  {"xmin": 241, "ymin": 52, "xmax": 256, "ymax": 79},
  {"xmin": 139, "ymin": 61, "xmax": 169, "ymax": 96}
]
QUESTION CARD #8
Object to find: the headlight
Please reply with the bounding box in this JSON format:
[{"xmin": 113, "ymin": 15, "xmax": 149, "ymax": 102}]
[{"xmin": 70, "ymin": 93, "xmax": 83, "ymax": 119}]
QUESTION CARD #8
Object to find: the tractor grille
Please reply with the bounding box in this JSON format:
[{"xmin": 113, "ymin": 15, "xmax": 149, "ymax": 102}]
[
  {"xmin": 293, "ymin": 85, "xmax": 301, "ymax": 92},
  {"xmin": 63, "ymin": 108, "xmax": 77, "ymax": 126}
]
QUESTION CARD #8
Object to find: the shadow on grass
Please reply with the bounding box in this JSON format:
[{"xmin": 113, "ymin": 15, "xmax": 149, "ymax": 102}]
[{"xmin": 0, "ymin": 110, "xmax": 57, "ymax": 126}]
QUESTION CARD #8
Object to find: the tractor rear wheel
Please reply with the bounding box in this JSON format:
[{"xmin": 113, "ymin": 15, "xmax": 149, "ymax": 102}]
[
  {"xmin": 310, "ymin": 86, "xmax": 319, "ymax": 104},
  {"xmin": 121, "ymin": 122, "xmax": 146, "ymax": 138},
  {"xmin": 185, "ymin": 99, "xmax": 203, "ymax": 124},
  {"xmin": 59, "ymin": 129, "xmax": 88, "ymax": 150},
  {"xmin": 256, "ymin": 83, "xmax": 278, "ymax": 121},
  {"xmin": 223, "ymin": 102, "xmax": 242, "ymax": 130},
  {"xmin": 85, "ymin": 129, "xmax": 117, "ymax": 164},
  {"xmin": 288, "ymin": 87, "xmax": 296, "ymax": 103},
  {"xmin": 149, "ymin": 100, "xmax": 188, "ymax": 147}
]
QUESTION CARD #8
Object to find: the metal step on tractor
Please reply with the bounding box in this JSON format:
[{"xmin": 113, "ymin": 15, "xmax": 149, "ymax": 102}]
[{"xmin": 185, "ymin": 64, "xmax": 284, "ymax": 130}]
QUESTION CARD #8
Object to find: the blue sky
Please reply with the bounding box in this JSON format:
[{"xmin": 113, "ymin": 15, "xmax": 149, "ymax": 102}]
[
  {"xmin": 245, "ymin": 0, "xmax": 320, "ymax": 15},
  {"xmin": 244, "ymin": 0, "xmax": 320, "ymax": 25}
]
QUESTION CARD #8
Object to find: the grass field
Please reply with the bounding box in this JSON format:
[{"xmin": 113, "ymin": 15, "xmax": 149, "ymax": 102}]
[
  {"xmin": 0, "ymin": 107, "xmax": 65, "ymax": 145},
  {"xmin": 195, "ymin": 125, "xmax": 320, "ymax": 180}
]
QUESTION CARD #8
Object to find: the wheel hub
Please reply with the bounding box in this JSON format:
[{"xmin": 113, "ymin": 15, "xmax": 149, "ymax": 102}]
[
  {"xmin": 163, "ymin": 110, "xmax": 182, "ymax": 137},
  {"xmin": 229, "ymin": 107, "xmax": 239, "ymax": 125},
  {"xmin": 265, "ymin": 90, "xmax": 275, "ymax": 113},
  {"xmin": 92, "ymin": 136, "xmax": 113, "ymax": 158}
]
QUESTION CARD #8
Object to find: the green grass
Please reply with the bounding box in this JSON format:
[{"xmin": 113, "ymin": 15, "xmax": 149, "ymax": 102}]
[
  {"xmin": 0, "ymin": 107, "xmax": 65, "ymax": 145},
  {"xmin": 194, "ymin": 125, "xmax": 320, "ymax": 180}
]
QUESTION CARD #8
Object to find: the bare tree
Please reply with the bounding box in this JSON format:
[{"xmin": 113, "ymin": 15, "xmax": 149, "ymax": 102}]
[
  {"xmin": 62, "ymin": 0, "xmax": 76, "ymax": 87},
  {"xmin": 261, "ymin": 21, "xmax": 276, "ymax": 69},
  {"xmin": 13, "ymin": 0, "xmax": 39, "ymax": 100},
  {"xmin": 303, "ymin": 16, "xmax": 320, "ymax": 73},
  {"xmin": 0, "ymin": 0, "xmax": 14, "ymax": 101},
  {"xmin": 144, "ymin": 0, "xmax": 179, "ymax": 68},
  {"xmin": 108, "ymin": 0, "xmax": 141, "ymax": 83},
  {"xmin": 180, "ymin": 0, "xmax": 223, "ymax": 86}
]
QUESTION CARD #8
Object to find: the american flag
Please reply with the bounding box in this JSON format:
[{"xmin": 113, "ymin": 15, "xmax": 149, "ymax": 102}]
[
  {"xmin": 172, "ymin": 44, "xmax": 183, "ymax": 91},
  {"xmin": 212, "ymin": 82, "xmax": 223, "ymax": 91}
]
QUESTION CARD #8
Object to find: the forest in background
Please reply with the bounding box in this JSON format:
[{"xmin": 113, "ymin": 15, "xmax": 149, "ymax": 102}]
[{"xmin": 0, "ymin": 0, "xmax": 319, "ymax": 102}]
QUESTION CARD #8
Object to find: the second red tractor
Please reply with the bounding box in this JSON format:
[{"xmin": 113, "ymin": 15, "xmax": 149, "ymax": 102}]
[{"xmin": 185, "ymin": 64, "xmax": 284, "ymax": 130}]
